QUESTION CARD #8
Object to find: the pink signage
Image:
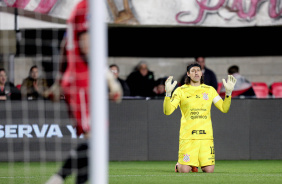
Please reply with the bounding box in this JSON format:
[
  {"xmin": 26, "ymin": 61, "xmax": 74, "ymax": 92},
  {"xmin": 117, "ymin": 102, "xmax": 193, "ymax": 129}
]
[
  {"xmin": 34, "ymin": 0, "xmax": 58, "ymax": 14},
  {"xmin": 176, "ymin": 0, "xmax": 282, "ymax": 24},
  {"xmin": 4, "ymin": 0, "xmax": 31, "ymax": 9},
  {"xmin": 2, "ymin": 0, "xmax": 282, "ymax": 26}
]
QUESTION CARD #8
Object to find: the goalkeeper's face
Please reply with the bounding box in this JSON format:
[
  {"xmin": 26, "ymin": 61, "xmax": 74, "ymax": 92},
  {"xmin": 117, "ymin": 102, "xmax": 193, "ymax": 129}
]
[{"xmin": 187, "ymin": 66, "xmax": 202, "ymax": 83}]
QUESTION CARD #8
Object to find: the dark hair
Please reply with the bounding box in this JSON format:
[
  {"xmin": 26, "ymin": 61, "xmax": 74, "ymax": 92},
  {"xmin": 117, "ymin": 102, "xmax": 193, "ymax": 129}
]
[
  {"xmin": 28, "ymin": 65, "xmax": 38, "ymax": 79},
  {"xmin": 29, "ymin": 65, "xmax": 37, "ymax": 73},
  {"xmin": 187, "ymin": 62, "xmax": 201, "ymax": 72},
  {"xmin": 155, "ymin": 77, "xmax": 168, "ymax": 86},
  {"xmin": 0, "ymin": 68, "xmax": 6, "ymax": 73},
  {"xmin": 109, "ymin": 64, "xmax": 119, "ymax": 72},
  {"xmin": 228, "ymin": 65, "xmax": 239, "ymax": 74},
  {"xmin": 185, "ymin": 62, "xmax": 204, "ymax": 84},
  {"xmin": 194, "ymin": 56, "xmax": 205, "ymax": 61}
]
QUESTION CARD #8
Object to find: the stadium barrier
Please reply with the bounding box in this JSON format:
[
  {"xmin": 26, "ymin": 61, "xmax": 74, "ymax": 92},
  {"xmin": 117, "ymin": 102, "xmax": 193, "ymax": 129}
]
[{"xmin": 0, "ymin": 99, "xmax": 281, "ymax": 161}]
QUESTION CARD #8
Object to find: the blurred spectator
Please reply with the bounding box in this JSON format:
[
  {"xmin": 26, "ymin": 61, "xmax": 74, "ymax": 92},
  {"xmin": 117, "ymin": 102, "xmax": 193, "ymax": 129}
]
[
  {"xmin": 153, "ymin": 76, "xmax": 179, "ymax": 98},
  {"xmin": 109, "ymin": 64, "xmax": 131, "ymax": 96},
  {"xmin": 126, "ymin": 61, "xmax": 155, "ymax": 97},
  {"xmin": 180, "ymin": 56, "xmax": 218, "ymax": 90},
  {"xmin": 220, "ymin": 65, "xmax": 256, "ymax": 97},
  {"xmin": 21, "ymin": 65, "xmax": 49, "ymax": 100},
  {"xmin": 0, "ymin": 68, "xmax": 21, "ymax": 100},
  {"xmin": 153, "ymin": 77, "xmax": 167, "ymax": 97}
]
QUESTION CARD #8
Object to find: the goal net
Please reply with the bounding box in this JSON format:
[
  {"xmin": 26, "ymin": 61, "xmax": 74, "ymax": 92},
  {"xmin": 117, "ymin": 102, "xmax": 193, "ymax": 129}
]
[{"xmin": 0, "ymin": 1, "xmax": 104, "ymax": 183}]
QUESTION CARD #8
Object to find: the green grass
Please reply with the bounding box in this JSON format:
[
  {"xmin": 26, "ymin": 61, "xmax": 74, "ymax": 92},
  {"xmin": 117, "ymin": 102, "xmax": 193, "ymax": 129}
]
[{"xmin": 0, "ymin": 160, "xmax": 281, "ymax": 184}]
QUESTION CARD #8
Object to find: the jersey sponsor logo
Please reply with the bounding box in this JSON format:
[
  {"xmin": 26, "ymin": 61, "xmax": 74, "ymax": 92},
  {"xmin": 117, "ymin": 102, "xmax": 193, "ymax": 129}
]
[
  {"xmin": 190, "ymin": 111, "xmax": 207, "ymax": 119},
  {"xmin": 202, "ymin": 92, "xmax": 209, "ymax": 100},
  {"xmin": 191, "ymin": 108, "xmax": 206, "ymax": 111},
  {"xmin": 192, "ymin": 130, "xmax": 207, "ymax": 134},
  {"xmin": 190, "ymin": 112, "xmax": 199, "ymax": 115},
  {"xmin": 196, "ymin": 95, "xmax": 200, "ymax": 98},
  {"xmin": 183, "ymin": 154, "xmax": 190, "ymax": 162},
  {"xmin": 190, "ymin": 115, "xmax": 207, "ymax": 120},
  {"xmin": 187, "ymin": 96, "xmax": 191, "ymax": 98}
]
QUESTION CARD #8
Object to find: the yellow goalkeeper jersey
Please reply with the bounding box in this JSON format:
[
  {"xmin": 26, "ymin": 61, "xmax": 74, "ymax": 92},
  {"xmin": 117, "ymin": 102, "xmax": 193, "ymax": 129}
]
[{"xmin": 163, "ymin": 84, "xmax": 231, "ymax": 140}]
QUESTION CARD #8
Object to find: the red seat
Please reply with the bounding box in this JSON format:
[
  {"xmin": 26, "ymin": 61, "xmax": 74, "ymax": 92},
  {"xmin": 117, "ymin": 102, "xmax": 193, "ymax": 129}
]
[
  {"xmin": 251, "ymin": 82, "xmax": 269, "ymax": 98},
  {"xmin": 271, "ymin": 82, "xmax": 282, "ymax": 98},
  {"xmin": 16, "ymin": 84, "xmax": 21, "ymax": 90},
  {"xmin": 219, "ymin": 87, "xmax": 251, "ymax": 98}
]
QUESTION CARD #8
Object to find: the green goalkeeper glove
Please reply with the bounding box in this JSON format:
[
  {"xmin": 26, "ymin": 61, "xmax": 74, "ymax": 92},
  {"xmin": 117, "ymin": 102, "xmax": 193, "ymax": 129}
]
[
  {"xmin": 165, "ymin": 76, "xmax": 177, "ymax": 97},
  {"xmin": 222, "ymin": 75, "xmax": 237, "ymax": 96}
]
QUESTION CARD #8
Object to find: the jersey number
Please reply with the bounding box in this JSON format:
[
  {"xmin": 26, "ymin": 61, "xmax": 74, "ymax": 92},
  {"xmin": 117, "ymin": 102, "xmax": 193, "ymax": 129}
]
[{"xmin": 210, "ymin": 146, "xmax": 215, "ymax": 155}]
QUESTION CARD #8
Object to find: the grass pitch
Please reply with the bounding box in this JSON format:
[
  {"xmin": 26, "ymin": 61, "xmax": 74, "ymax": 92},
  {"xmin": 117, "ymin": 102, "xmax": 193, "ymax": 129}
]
[{"xmin": 0, "ymin": 160, "xmax": 281, "ymax": 184}]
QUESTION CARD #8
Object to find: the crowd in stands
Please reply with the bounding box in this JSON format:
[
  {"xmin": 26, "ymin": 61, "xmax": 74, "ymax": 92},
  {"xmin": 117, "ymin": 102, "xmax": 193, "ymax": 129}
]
[
  {"xmin": 21, "ymin": 65, "xmax": 49, "ymax": 100},
  {"xmin": 219, "ymin": 65, "xmax": 256, "ymax": 98},
  {"xmin": 0, "ymin": 68, "xmax": 21, "ymax": 100},
  {"xmin": 0, "ymin": 65, "xmax": 49, "ymax": 101},
  {"xmin": 110, "ymin": 57, "xmax": 281, "ymax": 99},
  {"xmin": 0, "ymin": 58, "xmax": 281, "ymax": 101}
]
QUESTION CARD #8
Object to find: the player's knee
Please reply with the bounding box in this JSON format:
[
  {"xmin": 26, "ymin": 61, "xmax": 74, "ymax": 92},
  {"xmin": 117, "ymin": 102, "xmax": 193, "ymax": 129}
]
[
  {"xmin": 201, "ymin": 165, "xmax": 214, "ymax": 173},
  {"xmin": 178, "ymin": 165, "xmax": 192, "ymax": 173}
]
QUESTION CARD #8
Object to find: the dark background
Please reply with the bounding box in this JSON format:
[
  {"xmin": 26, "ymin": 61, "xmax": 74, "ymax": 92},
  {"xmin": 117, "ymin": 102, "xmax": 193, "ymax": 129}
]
[{"xmin": 17, "ymin": 26, "xmax": 282, "ymax": 57}]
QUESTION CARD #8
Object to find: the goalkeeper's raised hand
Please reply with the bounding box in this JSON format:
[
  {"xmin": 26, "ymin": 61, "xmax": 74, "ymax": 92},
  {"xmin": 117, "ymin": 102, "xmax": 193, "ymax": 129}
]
[
  {"xmin": 165, "ymin": 76, "xmax": 178, "ymax": 97},
  {"xmin": 222, "ymin": 75, "xmax": 237, "ymax": 96}
]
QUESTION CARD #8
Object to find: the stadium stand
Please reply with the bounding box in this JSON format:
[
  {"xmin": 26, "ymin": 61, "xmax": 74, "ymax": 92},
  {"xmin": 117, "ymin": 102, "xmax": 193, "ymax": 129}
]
[
  {"xmin": 219, "ymin": 87, "xmax": 252, "ymax": 98},
  {"xmin": 270, "ymin": 82, "xmax": 282, "ymax": 98},
  {"xmin": 251, "ymin": 82, "xmax": 269, "ymax": 98},
  {"xmin": 217, "ymin": 82, "xmax": 222, "ymax": 94}
]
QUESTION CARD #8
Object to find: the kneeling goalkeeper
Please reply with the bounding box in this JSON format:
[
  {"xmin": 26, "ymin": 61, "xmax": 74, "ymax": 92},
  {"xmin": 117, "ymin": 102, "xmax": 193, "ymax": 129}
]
[{"xmin": 163, "ymin": 62, "xmax": 236, "ymax": 173}]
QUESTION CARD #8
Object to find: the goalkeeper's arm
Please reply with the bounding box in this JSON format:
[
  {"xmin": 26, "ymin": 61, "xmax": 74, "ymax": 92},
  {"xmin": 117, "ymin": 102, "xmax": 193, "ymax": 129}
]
[
  {"xmin": 214, "ymin": 75, "xmax": 237, "ymax": 113},
  {"xmin": 163, "ymin": 76, "xmax": 178, "ymax": 115},
  {"xmin": 213, "ymin": 96, "xmax": 231, "ymax": 113}
]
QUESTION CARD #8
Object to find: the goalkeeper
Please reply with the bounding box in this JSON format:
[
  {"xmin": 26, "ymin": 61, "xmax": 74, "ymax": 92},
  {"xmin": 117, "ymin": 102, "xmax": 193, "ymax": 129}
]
[{"xmin": 164, "ymin": 62, "xmax": 236, "ymax": 173}]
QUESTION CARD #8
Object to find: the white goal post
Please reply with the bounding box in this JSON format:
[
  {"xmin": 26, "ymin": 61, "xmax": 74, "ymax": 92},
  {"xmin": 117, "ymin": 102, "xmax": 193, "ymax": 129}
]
[{"xmin": 89, "ymin": 0, "xmax": 108, "ymax": 184}]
